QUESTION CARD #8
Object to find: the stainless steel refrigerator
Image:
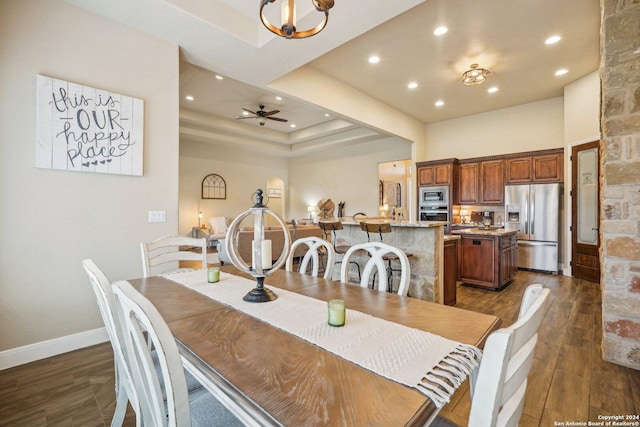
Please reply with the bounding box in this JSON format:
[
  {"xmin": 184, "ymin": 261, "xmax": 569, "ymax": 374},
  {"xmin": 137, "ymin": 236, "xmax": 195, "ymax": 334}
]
[{"xmin": 504, "ymin": 183, "xmax": 561, "ymax": 273}]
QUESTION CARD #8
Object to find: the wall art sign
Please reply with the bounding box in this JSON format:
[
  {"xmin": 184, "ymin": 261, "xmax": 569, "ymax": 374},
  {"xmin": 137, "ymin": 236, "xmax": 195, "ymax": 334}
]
[{"xmin": 36, "ymin": 75, "xmax": 144, "ymax": 176}]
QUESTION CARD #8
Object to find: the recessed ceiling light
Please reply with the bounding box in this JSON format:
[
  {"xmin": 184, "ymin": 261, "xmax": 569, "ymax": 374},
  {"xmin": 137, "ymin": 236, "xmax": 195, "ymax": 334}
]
[
  {"xmin": 275, "ymin": 96, "xmax": 282, "ymax": 101},
  {"xmin": 324, "ymin": 113, "xmax": 330, "ymax": 117},
  {"xmin": 407, "ymin": 82, "xmax": 418, "ymax": 90},
  {"xmin": 555, "ymin": 68, "xmax": 569, "ymax": 76},
  {"xmin": 433, "ymin": 26, "xmax": 448, "ymax": 36},
  {"xmin": 242, "ymin": 111, "xmax": 249, "ymax": 116},
  {"xmin": 185, "ymin": 95, "xmax": 194, "ymax": 101},
  {"xmin": 215, "ymin": 75, "xmax": 224, "ymax": 80},
  {"xmin": 434, "ymin": 100, "xmax": 444, "ymax": 107},
  {"xmin": 290, "ymin": 124, "xmax": 296, "ymax": 128},
  {"xmin": 368, "ymin": 56, "xmax": 380, "ymax": 64},
  {"xmin": 545, "ymin": 35, "xmax": 562, "ymax": 45},
  {"xmin": 487, "ymin": 86, "xmax": 499, "ymax": 93}
]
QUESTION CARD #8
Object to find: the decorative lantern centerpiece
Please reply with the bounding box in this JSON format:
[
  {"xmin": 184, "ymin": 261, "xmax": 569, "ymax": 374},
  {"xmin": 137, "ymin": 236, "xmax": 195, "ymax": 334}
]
[{"xmin": 225, "ymin": 189, "xmax": 291, "ymax": 302}]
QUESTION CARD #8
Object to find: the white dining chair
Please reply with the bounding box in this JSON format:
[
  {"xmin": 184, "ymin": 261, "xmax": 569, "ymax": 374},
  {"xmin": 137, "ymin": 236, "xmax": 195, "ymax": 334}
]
[
  {"xmin": 82, "ymin": 259, "xmax": 139, "ymax": 426},
  {"xmin": 340, "ymin": 241, "xmax": 411, "ymax": 296},
  {"xmin": 140, "ymin": 236, "xmax": 207, "ymax": 277},
  {"xmin": 112, "ymin": 280, "xmax": 243, "ymax": 427},
  {"xmin": 432, "ymin": 284, "xmax": 551, "ymax": 427},
  {"xmin": 285, "ymin": 236, "xmax": 336, "ymax": 280}
]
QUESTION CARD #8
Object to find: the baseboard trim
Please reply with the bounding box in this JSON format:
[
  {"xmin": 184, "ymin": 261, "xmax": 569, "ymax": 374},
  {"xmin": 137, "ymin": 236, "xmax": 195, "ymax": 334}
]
[{"xmin": 0, "ymin": 327, "xmax": 109, "ymax": 370}]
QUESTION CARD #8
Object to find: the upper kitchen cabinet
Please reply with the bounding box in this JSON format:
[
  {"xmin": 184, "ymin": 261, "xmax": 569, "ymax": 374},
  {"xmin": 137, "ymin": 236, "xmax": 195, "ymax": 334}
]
[
  {"xmin": 458, "ymin": 162, "xmax": 480, "ymax": 204},
  {"xmin": 417, "ymin": 159, "xmax": 457, "ymax": 186},
  {"xmin": 458, "ymin": 158, "xmax": 504, "ymax": 205},
  {"xmin": 505, "ymin": 149, "xmax": 564, "ymax": 184},
  {"xmin": 480, "ymin": 159, "xmax": 505, "ymax": 204}
]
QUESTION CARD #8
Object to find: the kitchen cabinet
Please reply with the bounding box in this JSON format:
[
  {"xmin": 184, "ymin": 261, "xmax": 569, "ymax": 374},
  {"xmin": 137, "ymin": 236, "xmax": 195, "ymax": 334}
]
[
  {"xmin": 458, "ymin": 162, "xmax": 479, "ymax": 204},
  {"xmin": 416, "ymin": 159, "xmax": 456, "ymax": 186},
  {"xmin": 456, "ymin": 231, "xmax": 517, "ymax": 290},
  {"xmin": 506, "ymin": 150, "xmax": 563, "ymax": 184},
  {"xmin": 443, "ymin": 237, "xmax": 458, "ymax": 306},
  {"xmin": 480, "ymin": 159, "xmax": 505, "ymax": 204},
  {"xmin": 458, "ymin": 159, "xmax": 504, "ymax": 205}
]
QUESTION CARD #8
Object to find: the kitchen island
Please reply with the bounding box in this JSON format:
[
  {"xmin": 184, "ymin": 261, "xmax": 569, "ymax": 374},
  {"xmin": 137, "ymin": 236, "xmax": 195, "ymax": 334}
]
[
  {"xmin": 334, "ymin": 219, "xmax": 447, "ymax": 303},
  {"xmin": 451, "ymin": 227, "xmax": 518, "ymax": 290}
]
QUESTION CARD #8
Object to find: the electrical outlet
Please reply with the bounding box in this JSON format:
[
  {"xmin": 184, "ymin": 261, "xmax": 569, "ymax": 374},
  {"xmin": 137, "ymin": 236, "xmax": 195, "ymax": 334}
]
[{"xmin": 148, "ymin": 211, "xmax": 167, "ymax": 223}]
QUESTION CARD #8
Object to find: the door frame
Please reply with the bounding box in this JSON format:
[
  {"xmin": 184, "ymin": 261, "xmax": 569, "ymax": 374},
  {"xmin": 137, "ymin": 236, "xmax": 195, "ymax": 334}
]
[
  {"xmin": 563, "ymin": 137, "xmax": 600, "ymax": 277},
  {"xmin": 570, "ymin": 139, "xmax": 601, "ymax": 283}
]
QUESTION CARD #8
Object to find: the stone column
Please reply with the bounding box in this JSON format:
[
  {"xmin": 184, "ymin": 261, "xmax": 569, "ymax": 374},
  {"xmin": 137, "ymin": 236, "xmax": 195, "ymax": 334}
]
[{"xmin": 601, "ymin": 0, "xmax": 640, "ymax": 369}]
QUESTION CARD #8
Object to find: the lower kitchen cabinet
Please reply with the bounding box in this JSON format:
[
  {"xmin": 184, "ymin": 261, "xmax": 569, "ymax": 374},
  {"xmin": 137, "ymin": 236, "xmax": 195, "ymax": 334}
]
[
  {"xmin": 443, "ymin": 237, "xmax": 458, "ymax": 305},
  {"xmin": 458, "ymin": 232, "xmax": 517, "ymax": 290}
]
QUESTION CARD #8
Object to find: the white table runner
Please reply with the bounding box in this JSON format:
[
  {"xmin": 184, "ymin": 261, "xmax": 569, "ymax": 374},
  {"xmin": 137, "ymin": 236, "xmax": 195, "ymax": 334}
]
[{"xmin": 161, "ymin": 270, "xmax": 482, "ymax": 408}]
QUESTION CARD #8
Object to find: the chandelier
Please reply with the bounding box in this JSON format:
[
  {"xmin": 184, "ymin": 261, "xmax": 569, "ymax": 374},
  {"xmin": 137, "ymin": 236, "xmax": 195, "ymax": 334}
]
[
  {"xmin": 260, "ymin": 0, "xmax": 335, "ymax": 39},
  {"xmin": 461, "ymin": 64, "xmax": 493, "ymax": 86}
]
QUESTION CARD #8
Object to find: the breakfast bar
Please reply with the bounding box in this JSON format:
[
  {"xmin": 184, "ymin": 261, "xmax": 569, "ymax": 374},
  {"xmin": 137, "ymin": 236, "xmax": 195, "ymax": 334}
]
[{"xmin": 334, "ymin": 219, "xmax": 447, "ymax": 302}]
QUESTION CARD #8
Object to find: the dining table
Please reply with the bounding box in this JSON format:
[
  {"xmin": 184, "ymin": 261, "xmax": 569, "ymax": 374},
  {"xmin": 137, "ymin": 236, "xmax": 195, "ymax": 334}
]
[{"xmin": 128, "ymin": 265, "xmax": 501, "ymax": 426}]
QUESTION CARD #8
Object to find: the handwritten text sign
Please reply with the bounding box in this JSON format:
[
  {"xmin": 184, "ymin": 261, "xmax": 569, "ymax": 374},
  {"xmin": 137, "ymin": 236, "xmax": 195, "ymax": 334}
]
[{"xmin": 36, "ymin": 75, "xmax": 144, "ymax": 176}]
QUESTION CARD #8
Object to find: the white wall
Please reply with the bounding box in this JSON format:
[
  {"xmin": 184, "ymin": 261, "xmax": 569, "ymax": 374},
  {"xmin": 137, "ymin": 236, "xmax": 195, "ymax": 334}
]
[
  {"xmin": 179, "ymin": 139, "xmax": 288, "ymax": 232},
  {"xmin": 425, "ymin": 97, "xmax": 564, "ymax": 159},
  {"xmin": 287, "ymin": 137, "xmax": 412, "ymax": 219},
  {"xmin": 0, "ymin": 0, "xmax": 179, "ymax": 352}
]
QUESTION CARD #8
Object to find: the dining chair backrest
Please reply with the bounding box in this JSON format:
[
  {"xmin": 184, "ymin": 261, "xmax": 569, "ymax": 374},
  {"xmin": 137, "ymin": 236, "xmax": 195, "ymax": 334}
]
[
  {"xmin": 285, "ymin": 236, "xmax": 336, "ymax": 280},
  {"xmin": 468, "ymin": 284, "xmax": 550, "ymax": 427},
  {"xmin": 81, "ymin": 259, "xmax": 138, "ymax": 426},
  {"xmin": 112, "ymin": 280, "xmax": 192, "ymax": 427},
  {"xmin": 140, "ymin": 236, "xmax": 207, "ymax": 277},
  {"xmin": 340, "ymin": 241, "xmax": 410, "ymax": 296}
]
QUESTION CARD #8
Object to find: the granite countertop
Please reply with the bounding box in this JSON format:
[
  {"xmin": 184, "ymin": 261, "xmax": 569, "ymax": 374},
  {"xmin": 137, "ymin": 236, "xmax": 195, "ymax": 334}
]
[
  {"xmin": 450, "ymin": 227, "xmax": 518, "ymax": 237},
  {"xmin": 339, "ymin": 218, "xmax": 448, "ymax": 228},
  {"xmin": 444, "ymin": 234, "xmax": 461, "ymax": 241}
]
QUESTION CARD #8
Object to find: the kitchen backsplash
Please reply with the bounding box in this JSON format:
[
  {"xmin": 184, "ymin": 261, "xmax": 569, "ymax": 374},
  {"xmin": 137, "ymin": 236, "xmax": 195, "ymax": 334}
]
[{"xmin": 452, "ymin": 205, "xmax": 504, "ymax": 226}]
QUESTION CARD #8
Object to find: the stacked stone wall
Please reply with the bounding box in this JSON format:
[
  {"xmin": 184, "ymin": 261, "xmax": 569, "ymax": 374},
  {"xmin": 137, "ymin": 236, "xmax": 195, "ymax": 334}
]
[{"xmin": 601, "ymin": 0, "xmax": 640, "ymax": 369}]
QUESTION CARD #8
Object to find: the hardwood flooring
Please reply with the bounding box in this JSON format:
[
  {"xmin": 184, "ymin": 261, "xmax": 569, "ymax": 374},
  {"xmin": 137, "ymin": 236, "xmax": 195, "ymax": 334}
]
[
  {"xmin": 439, "ymin": 271, "xmax": 640, "ymax": 426},
  {"xmin": 0, "ymin": 271, "xmax": 638, "ymax": 426}
]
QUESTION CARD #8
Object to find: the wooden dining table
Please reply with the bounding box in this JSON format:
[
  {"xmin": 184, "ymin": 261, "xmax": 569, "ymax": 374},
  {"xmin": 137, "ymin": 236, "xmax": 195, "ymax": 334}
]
[{"xmin": 128, "ymin": 266, "xmax": 501, "ymax": 426}]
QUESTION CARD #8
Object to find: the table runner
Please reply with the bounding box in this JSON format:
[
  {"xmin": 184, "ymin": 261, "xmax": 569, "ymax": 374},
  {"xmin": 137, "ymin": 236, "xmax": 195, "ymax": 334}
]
[{"xmin": 161, "ymin": 270, "xmax": 482, "ymax": 408}]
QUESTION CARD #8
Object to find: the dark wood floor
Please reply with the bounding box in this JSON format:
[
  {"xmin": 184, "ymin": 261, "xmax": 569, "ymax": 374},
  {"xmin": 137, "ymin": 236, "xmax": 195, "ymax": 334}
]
[{"xmin": 1, "ymin": 271, "xmax": 638, "ymax": 426}]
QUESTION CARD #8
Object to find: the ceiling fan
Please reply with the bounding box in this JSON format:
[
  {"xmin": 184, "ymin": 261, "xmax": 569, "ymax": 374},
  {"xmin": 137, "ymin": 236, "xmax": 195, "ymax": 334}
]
[{"xmin": 235, "ymin": 105, "xmax": 288, "ymax": 126}]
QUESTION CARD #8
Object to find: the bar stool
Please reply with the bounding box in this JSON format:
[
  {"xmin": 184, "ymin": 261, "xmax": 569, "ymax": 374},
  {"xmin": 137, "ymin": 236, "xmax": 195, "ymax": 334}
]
[
  {"xmin": 359, "ymin": 222, "xmax": 414, "ymax": 293},
  {"xmin": 318, "ymin": 220, "xmax": 361, "ymax": 281}
]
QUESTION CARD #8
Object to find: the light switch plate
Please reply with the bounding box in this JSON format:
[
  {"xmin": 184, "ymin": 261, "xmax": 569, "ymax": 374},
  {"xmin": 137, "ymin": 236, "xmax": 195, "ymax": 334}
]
[{"xmin": 148, "ymin": 211, "xmax": 167, "ymax": 223}]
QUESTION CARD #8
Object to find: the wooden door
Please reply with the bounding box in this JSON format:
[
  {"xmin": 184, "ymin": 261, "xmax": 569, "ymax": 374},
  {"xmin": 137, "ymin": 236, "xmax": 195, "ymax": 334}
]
[{"xmin": 571, "ymin": 141, "xmax": 600, "ymax": 283}]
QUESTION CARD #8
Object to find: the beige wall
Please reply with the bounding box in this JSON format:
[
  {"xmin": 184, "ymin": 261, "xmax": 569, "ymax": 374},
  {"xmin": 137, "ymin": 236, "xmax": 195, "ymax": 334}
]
[
  {"xmin": 564, "ymin": 71, "xmax": 601, "ymax": 144},
  {"xmin": 287, "ymin": 137, "xmax": 412, "ymax": 220},
  {"xmin": 0, "ymin": 0, "xmax": 179, "ymax": 352},
  {"xmin": 179, "ymin": 139, "xmax": 288, "ymax": 232},
  {"xmin": 425, "ymin": 97, "xmax": 564, "ymax": 160}
]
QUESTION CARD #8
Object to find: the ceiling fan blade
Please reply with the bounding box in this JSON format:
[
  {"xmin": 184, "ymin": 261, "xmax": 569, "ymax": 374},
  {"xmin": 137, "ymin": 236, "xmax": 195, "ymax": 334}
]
[
  {"xmin": 235, "ymin": 115, "xmax": 255, "ymax": 120},
  {"xmin": 242, "ymin": 108, "xmax": 257, "ymax": 115},
  {"xmin": 267, "ymin": 117, "xmax": 288, "ymax": 122},
  {"xmin": 263, "ymin": 110, "xmax": 280, "ymax": 116}
]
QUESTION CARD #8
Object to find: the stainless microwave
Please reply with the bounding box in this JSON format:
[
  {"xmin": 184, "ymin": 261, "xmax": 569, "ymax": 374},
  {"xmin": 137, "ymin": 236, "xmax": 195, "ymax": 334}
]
[{"xmin": 419, "ymin": 186, "xmax": 449, "ymax": 206}]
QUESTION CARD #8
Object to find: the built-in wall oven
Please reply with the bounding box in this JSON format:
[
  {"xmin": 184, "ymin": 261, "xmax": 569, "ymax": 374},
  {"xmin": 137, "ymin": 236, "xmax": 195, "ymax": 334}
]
[{"xmin": 418, "ymin": 185, "xmax": 450, "ymax": 231}]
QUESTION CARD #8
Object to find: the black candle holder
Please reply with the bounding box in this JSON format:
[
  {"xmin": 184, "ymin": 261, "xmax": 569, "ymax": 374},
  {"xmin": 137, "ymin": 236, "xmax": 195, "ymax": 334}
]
[{"xmin": 224, "ymin": 189, "xmax": 291, "ymax": 303}]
